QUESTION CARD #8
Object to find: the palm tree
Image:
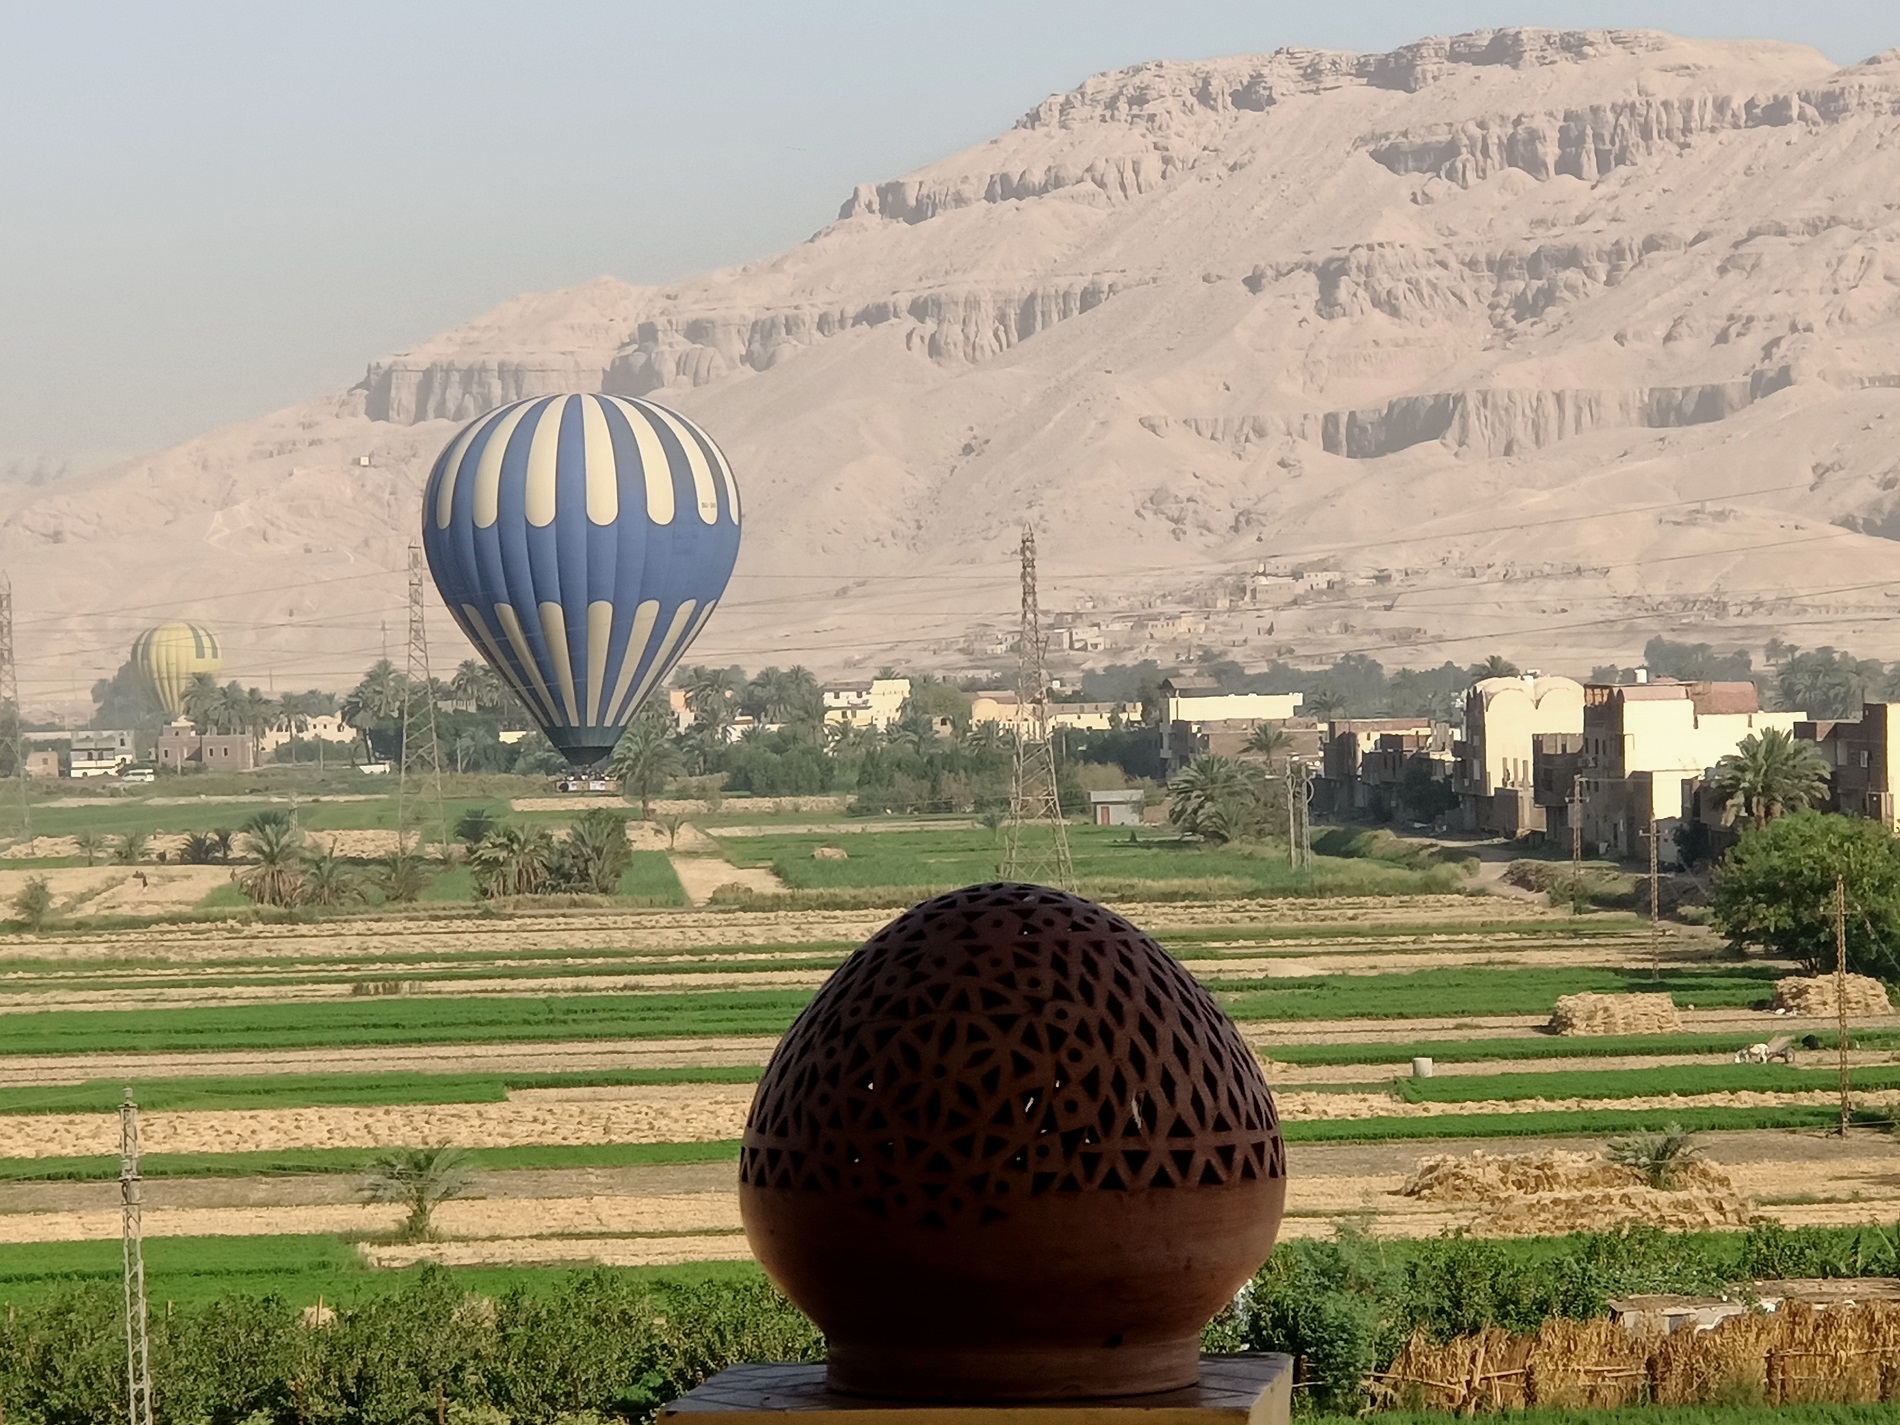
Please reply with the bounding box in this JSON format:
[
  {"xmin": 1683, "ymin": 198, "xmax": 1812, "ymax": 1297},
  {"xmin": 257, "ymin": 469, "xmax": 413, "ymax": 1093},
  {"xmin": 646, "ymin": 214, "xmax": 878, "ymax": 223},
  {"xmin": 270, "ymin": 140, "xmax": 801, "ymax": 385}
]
[
  {"xmin": 73, "ymin": 831, "xmax": 104, "ymax": 867},
  {"xmin": 342, "ymin": 660, "xmax": 407, "ymax": 759},
  {"xmin": 453, "ymin": 807, "xmax": 499, "ymax": 847},
  {"xmin": 209, "ymin": 827, "xmax": 235, "ymax": 863},
  {"xmin": 362, "ymin": 1144, "xmax": 472, "ymax": 1241},
  {"xmin": 1167, "ymin": 755, "xmax": 1270, "ymax": 844},
  {"xmin": 1245, "ymin": 724, "xmax": 1290, "ymax": 764},
  {"xmin": 654, "ymin": 812, "xmax": 688, "ymax": 851},
  {"xmin": 468, "ymin": 823, "xmax": 556, "ymax": 899},
  {"xmin": 182, "ymin": 673, "xmax": 225, "ymax": 734},
  {"xmin": 114, "ymin": 830, "xmax": 150, "ymax": 864},
  {"xmin": 302, "ymin": 849, "xmax": 357, "ymax": 908},
  {"xmin": 241, "ymin": 818, "xmax": 306, "ymax": 907},
  {"xmin": 374, "ymin": 850, "xmax": 429, "ymax": 904},
  {"xmin": 1472, "ymin": 654, "xmax": 1521, "ymax": 680},
  {"xmin": 449, "ymin": 659, "xmax": 488, "ymax": 711},
  {"xmin": 1710, "ymin": 727, "xmax": 1831, "ymax": 829},
  {"xmin": 1302, "ymin": 684, "xmax": 1346, "ymax": 720},
  {"xmin": 560, "ymin": 808, "xmax": 632, "ymax": 894},
  {"xmin": 610, "ymin": 716, "xmax": 683, "ymax": 819},
  {"xmin": 1605, "ymin": 1123, "xmax": 1704, "ymax": 1189},
  {"xmin": 180, "ymin": 831, "xmax": 219, "ymax": 864}
]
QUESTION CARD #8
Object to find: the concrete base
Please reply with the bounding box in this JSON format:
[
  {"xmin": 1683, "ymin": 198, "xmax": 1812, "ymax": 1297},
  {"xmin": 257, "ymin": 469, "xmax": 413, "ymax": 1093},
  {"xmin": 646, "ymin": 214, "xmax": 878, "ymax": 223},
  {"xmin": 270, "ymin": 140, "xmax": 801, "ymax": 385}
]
[{"xmin": 658, "ymin": 1355, "xmax": 1292, "ymax": 1425}]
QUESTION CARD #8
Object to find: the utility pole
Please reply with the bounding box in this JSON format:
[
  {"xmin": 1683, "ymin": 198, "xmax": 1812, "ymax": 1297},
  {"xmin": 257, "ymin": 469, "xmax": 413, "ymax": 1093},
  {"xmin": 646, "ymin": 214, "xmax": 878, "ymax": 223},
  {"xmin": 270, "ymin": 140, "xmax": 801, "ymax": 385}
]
[
  {"xmin": 121, "ymin": 1089, "xmax": 155, "ymax": 1425},
  {"xmin": 1835, "ymin": 875, "xmax": 1852, "ymax": 1137},
  {"xmin": 1292, "ymin": 760, "xmax": 1307, "ymax": 870},
  {"xmin": 1000, "ymin": 526, "xmax": 1075, "ymax": 890},
  {"xmin": 1569, "ymin": 773, "xmax": 1584, "ymax": 916},
  {"xmin": 396, "ymin": 544, "xmax": 450, "ymax": 861},
  {"xmin": 0, "ymin": 573, "xmax": 27, "ymax": 845},
  {"xmin": 1648, "ymin": 815, "xmax": 1661, "ymax": 981}
]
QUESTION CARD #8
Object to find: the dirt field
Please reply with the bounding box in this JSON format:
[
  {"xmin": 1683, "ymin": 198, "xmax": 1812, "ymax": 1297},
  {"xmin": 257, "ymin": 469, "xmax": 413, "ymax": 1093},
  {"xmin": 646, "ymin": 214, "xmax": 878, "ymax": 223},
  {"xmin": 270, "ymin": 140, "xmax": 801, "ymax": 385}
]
[
  {"xmin": 668, "ymin": 856, "xmax": 788, "ymax": 906},
  {"xmin": 0, "ymin": 864, "xmax": 228, "ymax": 914},
  {"xmin": 4, "ymin": 1130, "xmax": 1892, "ymax": 1266}
]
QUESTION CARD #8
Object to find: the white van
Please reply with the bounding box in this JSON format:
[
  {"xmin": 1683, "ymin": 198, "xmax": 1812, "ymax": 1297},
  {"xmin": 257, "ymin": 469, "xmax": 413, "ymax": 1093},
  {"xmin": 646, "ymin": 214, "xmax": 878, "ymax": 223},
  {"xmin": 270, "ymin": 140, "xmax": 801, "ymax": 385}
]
[{"xmin": 119, "ymin": 766, "xmax": 156, "ymax": 785}]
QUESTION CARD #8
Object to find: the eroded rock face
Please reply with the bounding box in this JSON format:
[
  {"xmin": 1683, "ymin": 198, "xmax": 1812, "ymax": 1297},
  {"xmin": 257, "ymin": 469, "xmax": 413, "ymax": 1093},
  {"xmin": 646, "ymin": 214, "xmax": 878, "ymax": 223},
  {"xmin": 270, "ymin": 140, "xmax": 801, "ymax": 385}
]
[{"xmin": 14, "ymin": 26, "xmax": 1900, "ymax": 697}]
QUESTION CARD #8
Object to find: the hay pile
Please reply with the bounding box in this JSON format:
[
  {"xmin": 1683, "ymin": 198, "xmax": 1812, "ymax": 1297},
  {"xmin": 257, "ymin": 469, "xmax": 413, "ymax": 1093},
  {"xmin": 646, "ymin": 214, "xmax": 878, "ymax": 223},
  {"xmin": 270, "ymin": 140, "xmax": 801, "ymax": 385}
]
[
  {"xmin": 1547, "ymin": 991, "xmax": 1682, "ymax": 1035},
  {"xmin": 1772, "ymin": 974, "xmax": 1892, "ymax": 1017},
  {"xmin": 1372, "ymin": 1302, "xmax": 1900, "ymax": 1412},
  {"xmin": 1400, "ymin": 1150, "xmax": 1632, "ymax": 1202},
  {"xmin": 1399, "ymin": 1149, "xmax": 1749, "ymax": 1238}
]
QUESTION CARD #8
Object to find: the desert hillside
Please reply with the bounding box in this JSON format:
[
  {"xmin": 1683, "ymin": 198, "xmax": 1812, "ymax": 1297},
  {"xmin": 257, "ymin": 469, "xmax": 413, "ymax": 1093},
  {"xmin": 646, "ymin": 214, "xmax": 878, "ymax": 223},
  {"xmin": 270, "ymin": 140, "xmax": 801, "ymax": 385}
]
[{"xmin": 10, "ymin": 27, "xmax": 1900, "ymax": 709}]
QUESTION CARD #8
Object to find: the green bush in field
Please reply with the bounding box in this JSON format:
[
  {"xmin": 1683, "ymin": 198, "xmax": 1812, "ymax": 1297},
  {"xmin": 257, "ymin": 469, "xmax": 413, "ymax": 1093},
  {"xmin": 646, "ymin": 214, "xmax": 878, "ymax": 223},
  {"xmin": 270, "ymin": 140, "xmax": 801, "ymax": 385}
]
[
  {"xmin": 363, "ymin": 1145, "xmax": 472, "ymax": 1241},
  {"xmin": 375, "ymin": 851, "xmax": 430, "ymax": 905},
  {"xmin": 10, "ymin": 876, "xmax": 53, "ymax": 931},
  {"xmin": 114, "ymin": 829, "xmax": 150, "ymax": 864},
  {"xmin": 0, "ymin": 1267, "xmax": 820, "ymax": 1425}
]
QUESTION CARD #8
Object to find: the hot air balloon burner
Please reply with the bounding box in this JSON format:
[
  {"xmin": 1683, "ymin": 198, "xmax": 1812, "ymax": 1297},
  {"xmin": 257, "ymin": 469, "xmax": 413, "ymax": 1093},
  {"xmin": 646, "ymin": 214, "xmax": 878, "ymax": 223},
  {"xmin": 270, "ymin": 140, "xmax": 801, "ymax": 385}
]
[{"xmin": 659, "ymin": 885, "xmax": 1291, "ymax": 1425}]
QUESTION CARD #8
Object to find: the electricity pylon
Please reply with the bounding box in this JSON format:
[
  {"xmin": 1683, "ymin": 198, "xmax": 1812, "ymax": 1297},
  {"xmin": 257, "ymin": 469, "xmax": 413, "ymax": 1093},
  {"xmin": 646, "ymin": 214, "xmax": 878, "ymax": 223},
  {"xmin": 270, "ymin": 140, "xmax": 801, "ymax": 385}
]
[
  {"xmin": 1000, "ymin": 525, "xmax": 1075, "ymax": 890},
  {"xmin": 0, "ymin": 574, "xmax": 27, "ymax": 843},
  {"xmin": 396, "ymin": 544, "xmax": 450, "ymax": 859}
]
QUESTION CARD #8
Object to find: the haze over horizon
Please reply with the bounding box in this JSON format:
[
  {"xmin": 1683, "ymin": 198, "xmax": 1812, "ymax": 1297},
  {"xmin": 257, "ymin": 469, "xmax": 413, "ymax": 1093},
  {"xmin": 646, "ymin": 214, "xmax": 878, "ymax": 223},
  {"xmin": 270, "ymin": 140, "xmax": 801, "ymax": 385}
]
[{"xmin": 6, "ymin": 1, "xmax": 1900, "ymax": 475}]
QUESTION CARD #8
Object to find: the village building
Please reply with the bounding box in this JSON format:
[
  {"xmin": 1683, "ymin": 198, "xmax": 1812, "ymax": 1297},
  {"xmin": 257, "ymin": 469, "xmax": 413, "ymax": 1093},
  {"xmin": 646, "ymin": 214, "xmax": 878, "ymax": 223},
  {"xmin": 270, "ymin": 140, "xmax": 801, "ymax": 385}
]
[
  {"xmin": 157, "ymin": 727, "xmax": 257, "ymax": 772},
  {"xmin": 1576, "ymin": 680, "xmax": 1804, "ymax": 864},
  {"xmin": 1087, "ymin": 789, "xmax": 1144, "ymax": 827},
  {"xmin": 1313, "ymin": 717, "xmax": 1446, "ymax": 817},
  {"xmin": 1454, "ymin": 675, "xmax": 1585, "ymax": 837},
  {"xmin": 1798, "ymin": 703, "xmax": 1900, "ymax": 828},
  {"xmin": 822, "ymin": 677, "xmax": 910, "ymax": 731},
  {"xmin": 68, "ymin": 730, "xmax": 137, "ymax": 778},
  {"xmin": 1156, "ymin": 676, "xmax": 1303, "ymax": 777}
]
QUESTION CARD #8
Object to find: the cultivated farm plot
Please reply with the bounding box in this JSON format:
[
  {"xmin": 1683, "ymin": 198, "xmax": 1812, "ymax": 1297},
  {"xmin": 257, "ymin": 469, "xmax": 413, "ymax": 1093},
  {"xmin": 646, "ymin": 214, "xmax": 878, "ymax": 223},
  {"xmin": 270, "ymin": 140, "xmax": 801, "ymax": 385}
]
[{"xmin": 5, "ymin": 803, "xmax": 1900, "ymax": 1303}]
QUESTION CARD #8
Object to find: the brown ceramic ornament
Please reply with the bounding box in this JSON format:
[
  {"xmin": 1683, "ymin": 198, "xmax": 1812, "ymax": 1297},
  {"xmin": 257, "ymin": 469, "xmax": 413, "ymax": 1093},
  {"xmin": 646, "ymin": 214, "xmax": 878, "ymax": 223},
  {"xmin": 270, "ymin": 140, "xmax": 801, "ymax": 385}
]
[{"xmin": 740, "ymin": 883, "xmax": 1286, "ymax": 1401}]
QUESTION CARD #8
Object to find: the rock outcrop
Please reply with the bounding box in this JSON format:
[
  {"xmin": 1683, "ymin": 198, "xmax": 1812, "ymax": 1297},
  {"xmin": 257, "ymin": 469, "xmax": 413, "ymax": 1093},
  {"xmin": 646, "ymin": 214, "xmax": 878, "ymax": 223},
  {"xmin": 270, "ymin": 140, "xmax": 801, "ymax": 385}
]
[{"xmin": 9, "ymin": 27, "xmax": 1900, "ymax": 707}]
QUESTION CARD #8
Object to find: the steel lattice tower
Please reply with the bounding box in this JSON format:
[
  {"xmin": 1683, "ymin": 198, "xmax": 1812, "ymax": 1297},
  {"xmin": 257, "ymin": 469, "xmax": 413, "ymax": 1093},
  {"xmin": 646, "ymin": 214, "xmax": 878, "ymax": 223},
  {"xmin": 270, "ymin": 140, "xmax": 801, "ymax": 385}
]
[
  {"xmin": 121, "ymin": 1089, "xmax": 154, "ymax": 1425},
  {"xmin": 0, "ymin": 574, "xmax": 27, "ymax": 843},
  {"xmin": 1000, "ymin": 526, "xmax": 1075, "ymax": 890},
  {"xmin": 396, "ymin": 544, "xmax": 450, "ymax": 859}
]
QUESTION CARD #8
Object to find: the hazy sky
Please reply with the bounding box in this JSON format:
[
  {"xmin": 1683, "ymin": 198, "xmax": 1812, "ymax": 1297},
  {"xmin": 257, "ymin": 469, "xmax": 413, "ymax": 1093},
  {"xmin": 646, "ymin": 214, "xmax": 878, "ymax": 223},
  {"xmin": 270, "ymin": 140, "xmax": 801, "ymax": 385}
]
[{"xmin": 5, "ymin": 1, "xmax": 1897, "ymax": 472}]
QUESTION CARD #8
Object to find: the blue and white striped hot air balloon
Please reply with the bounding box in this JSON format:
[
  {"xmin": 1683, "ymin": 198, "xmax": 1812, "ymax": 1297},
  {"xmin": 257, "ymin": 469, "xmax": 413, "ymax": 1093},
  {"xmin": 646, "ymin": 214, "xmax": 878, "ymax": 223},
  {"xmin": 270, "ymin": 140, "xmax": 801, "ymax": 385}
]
[{"xmin": 420, "ymin": 392, "xmax": 741, "ymax": 767}]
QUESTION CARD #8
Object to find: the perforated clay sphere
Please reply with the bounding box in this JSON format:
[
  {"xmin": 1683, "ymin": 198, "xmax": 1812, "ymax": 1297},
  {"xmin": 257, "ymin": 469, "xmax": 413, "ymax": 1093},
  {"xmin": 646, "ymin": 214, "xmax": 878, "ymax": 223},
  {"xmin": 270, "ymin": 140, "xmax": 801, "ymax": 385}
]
[{"xmin": 740, "ymin": 883, "xmax": 1286, "ymax": 1401}]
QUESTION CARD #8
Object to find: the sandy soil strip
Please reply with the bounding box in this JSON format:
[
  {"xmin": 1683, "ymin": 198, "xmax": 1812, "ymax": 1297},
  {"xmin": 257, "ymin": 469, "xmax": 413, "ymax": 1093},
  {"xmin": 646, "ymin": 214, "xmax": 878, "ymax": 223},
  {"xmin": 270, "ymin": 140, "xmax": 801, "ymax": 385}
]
[
  {"xmin": 0, "ymin": 1085, "xmax": 755, "ymax": 1158},
  {"xmin": 363, "ymin": 1234, "xmax": 751, "ymax": 1269},
  {"xmin": 0, "ymin": 1036, "xmax": 780, "ymax": 1088},
  {"xmin": 2, "ymin": 967, "xmax": 834, "ymax": 1013},
  {"xmin": 669, "ymin": 857, "xmax": 787, "ymax": 907},
  {"xmin": 16, "ymin": 895, "xmax": 1573, "ymax": 964},
  {"xmin": 1268, "ymin": 1050, "xmax": 1900, "ymax": 1086},
  {"xmin": 0, "ymin": 865, "xmax": 229, "ymax": 915},
  {"xmin": 0, "ymin": 1192, "xmax": 739, "ymax": 1245},
  {"xmin": 3, "ymin": 1082, "xmax": 1891, "ymax": 1161}
]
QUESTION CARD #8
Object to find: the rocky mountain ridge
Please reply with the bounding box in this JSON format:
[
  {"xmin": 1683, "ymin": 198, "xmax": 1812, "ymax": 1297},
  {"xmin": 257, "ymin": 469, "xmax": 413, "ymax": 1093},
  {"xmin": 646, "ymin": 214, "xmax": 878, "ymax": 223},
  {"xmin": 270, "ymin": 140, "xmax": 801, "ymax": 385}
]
[{"xmin": 8, "ymin": 27, "xmax": 1900, "ymax": 711}]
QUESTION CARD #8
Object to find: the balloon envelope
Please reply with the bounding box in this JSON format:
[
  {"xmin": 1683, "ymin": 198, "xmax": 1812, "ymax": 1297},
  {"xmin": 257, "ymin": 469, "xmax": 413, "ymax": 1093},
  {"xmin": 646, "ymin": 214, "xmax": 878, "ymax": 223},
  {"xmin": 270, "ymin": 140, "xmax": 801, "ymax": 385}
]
[
  {"xmin": 420, "ymin": 393, "xmax": 741, "ymax": 767},
  {"xmin": 132, "ymin": 622, "xmax": 222, "ymax": 720}
]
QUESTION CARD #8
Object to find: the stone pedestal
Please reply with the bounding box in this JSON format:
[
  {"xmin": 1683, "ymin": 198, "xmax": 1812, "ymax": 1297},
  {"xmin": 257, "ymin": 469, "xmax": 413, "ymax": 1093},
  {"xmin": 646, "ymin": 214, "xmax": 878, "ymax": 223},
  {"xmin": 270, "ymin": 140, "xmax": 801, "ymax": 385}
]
[{"xmin": 658, "ymin": 1355, "xmax": 1291, "ymax": 1425}]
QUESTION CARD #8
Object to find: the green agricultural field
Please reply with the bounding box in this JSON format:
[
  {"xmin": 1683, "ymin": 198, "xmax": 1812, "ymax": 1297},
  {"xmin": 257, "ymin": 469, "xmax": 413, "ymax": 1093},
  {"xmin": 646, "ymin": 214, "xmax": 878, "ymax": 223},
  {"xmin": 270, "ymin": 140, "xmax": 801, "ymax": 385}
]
[
  {"xmin": 0, "ymin": 1232, "xmax": 757, "ymax": 1308},
  {"xmin": 0, "ymin": 963, "xmax": 1797, "ymax": 1055},
  {"xmin": 0, "ymin": 1066, "xmax": 764, "ymax": 1116},
  {"xmin": 716, "ymin": 824, "xmax": 1468, "ymax": 898},
  {"xmin": 1394, "ymin": 1063, "xmax": 1900, "ymax": 1104},
  {"xmin": 0, "ymin": 1140, "xmax": 743, "ymax": 1182},
  {"xmin": 0, "ymin": 990, "xmax": 815, "ymax": 1056},
  {"xmin": 1266, "ymin": 1029, "xmax": 1900, "ymax": 1067},
  {"xmin": 1217, "ymin": 964, "xmax": 1785, "ymax": 1021}
]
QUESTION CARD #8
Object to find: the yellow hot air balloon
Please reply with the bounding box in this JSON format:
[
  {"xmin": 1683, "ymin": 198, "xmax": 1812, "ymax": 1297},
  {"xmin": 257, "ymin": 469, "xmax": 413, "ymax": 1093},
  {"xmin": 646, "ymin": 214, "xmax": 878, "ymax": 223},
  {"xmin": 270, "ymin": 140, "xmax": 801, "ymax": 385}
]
[{"xmin": 132, "ymin": 622, "xmax": 223, "ymax": 720}]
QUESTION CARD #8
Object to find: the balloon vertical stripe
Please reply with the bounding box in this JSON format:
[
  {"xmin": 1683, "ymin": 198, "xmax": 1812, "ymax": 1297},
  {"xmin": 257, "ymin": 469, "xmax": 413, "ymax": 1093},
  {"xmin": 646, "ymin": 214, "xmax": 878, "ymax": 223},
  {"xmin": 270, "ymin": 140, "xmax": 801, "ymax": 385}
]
[{"xmin": 422, "ymin": 392, "xmax": 741, "ymax": 767}]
